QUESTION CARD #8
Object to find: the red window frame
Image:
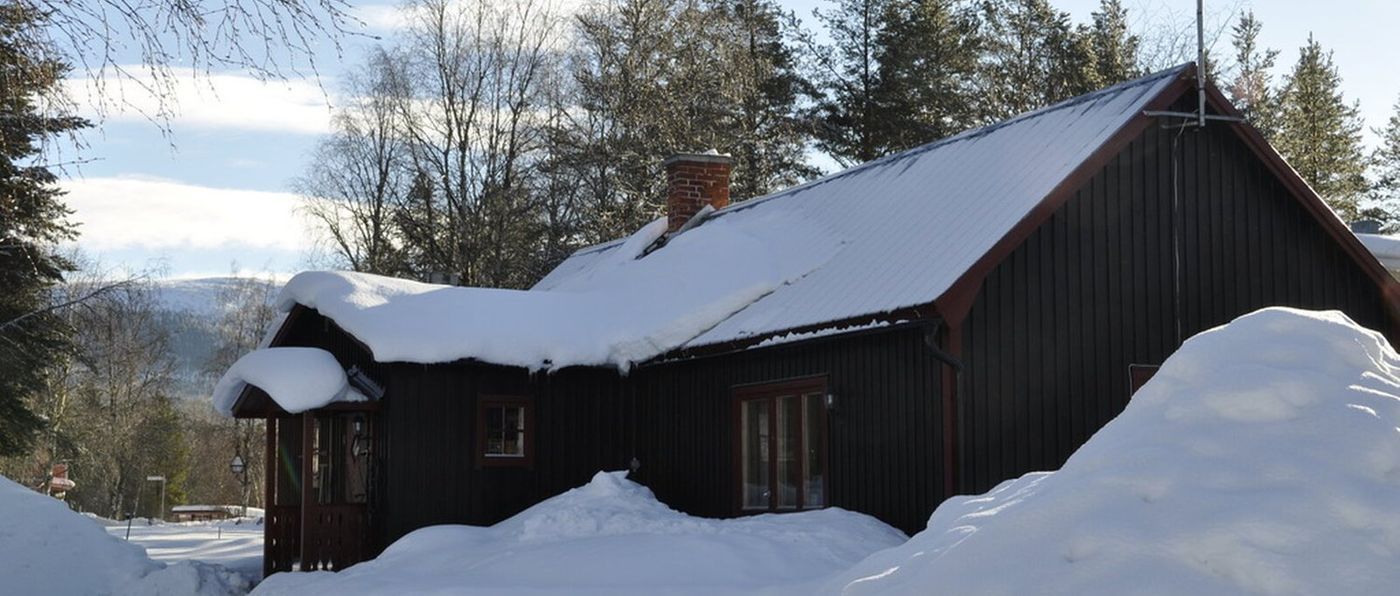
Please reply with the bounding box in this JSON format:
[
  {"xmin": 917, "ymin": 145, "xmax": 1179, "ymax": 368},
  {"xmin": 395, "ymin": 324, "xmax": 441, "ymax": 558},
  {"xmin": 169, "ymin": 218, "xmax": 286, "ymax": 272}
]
[
  {"xmin": 476, "ymin": 395, "xmax": 534, "ymax": 468},
  {"xmin": 731, "ymin": 375, "xmax": 830, "ymax": 513}
]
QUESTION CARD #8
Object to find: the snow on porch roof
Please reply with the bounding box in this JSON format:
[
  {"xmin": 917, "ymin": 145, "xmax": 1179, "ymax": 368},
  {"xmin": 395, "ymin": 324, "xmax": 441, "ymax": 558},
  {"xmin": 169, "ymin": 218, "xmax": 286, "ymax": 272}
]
[
  {"xmin": 212, "ymin": 347, "xmax": 364, "ymax": 416},
  {"xmin": 538, "ymin": 64, "xmax": 1190, "ymax": 348}
]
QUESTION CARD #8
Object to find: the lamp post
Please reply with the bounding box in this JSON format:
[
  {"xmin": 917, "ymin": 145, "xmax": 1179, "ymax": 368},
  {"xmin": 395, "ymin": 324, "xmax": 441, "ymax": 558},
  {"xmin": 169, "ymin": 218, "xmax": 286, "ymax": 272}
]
[
  {"xmin": 229, "ymin": 454, "xmax": 248, "ymax": 517},
  {"xmin": 145, "ymin": 475, "xmax": 166, "ymax": 521}
]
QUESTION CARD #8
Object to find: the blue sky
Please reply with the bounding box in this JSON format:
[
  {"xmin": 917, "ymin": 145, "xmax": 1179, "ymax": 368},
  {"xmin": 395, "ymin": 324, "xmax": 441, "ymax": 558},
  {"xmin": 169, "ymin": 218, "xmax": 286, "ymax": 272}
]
[{"xmin": 60, "ymin": 0, "xmax": 1400, "ymax": 280}]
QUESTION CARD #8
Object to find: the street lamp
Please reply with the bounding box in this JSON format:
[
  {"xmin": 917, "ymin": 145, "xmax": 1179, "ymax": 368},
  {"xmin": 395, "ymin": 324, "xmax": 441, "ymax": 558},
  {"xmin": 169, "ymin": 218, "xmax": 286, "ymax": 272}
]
[
  {"xmin": 145, "ymin": 475, "xmax": 166, "ymax": 521},
  {"xmin": 229, "ymin": 455, "xmax": 248, "ymax": 517}
]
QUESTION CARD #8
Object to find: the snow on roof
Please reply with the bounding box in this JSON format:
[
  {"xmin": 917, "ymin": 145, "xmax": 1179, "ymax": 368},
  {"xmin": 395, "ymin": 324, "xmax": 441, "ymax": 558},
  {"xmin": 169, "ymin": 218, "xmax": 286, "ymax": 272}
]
[
  {"xmin": 212, "ymin": 347, "xmax": 360, "ymax": 416},
  {"xmin": 829, "ymin": 307, "xmax": 1400, "ymax": 594},
  {"xmin": 266, "ymin": 67, "xmax": 1184, "ymax": 375},
  {"xmin": 276, "ymin": 209, "xmax": 836, "ymax": 370},
  {"xmin": 544, "ymin": 66, "xmax": 1187, "ymax": 348},
  {"xmin": 1356, "ymin": 232, "xmax": 1400, "ymax": 272}
]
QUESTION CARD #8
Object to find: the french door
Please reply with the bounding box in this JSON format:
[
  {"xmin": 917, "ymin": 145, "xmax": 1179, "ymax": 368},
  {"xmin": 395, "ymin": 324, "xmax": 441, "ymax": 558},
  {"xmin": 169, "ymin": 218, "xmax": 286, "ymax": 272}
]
[{"xmin": 735, "ymin": 376, "xmax": 828, "ymax": 512}]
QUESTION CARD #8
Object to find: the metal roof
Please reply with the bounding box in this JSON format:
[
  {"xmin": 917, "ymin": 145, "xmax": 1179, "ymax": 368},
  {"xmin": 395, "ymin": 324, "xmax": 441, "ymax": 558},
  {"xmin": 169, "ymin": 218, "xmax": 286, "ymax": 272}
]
[{"xmin": 536, "ymin": 65, "xmax": 1190, "ymax": 349}]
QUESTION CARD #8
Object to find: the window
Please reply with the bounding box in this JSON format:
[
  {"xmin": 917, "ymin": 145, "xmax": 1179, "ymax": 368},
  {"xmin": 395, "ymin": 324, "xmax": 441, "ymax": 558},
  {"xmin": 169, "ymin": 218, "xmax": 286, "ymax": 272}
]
[
  {"xmin": 735, "ymin": 377, "xmax": 828, "ymax": 512},
  {"xmin": 1128, "ymin": 364, "xmax": 1160, "ymax": 396},
  {"xmin": 477, "ymin": 396, "xmax": 532, "ymax": 467}
]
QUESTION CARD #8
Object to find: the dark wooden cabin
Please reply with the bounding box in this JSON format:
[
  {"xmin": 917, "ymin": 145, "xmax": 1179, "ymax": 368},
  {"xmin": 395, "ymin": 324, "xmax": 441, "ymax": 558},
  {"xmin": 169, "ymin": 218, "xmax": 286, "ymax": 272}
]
[{"xmin": 223, "ymin": 63, "xmax": 1400, "ymax": 576}]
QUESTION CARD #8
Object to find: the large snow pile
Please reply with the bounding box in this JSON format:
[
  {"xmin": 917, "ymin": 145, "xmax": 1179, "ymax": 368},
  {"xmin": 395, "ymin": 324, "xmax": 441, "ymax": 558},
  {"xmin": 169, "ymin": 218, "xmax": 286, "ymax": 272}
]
[
  {"xmin": 275, "ymin": 210, "xmax": 837, "ymax": 371},
  {"xmin": 254, "ymin": 471, "xmax": 904, "ymax": 595},
  {"xmin": 0, "ymin": 474, "xmax": 248, "ymax": 595},
  {"xmin": 212, "ymin": 347, "xmax": 360, "ymax": 415},
  {"xmin": 830, "ymin": 307, "xmax": 1400, "ymax": 595}
]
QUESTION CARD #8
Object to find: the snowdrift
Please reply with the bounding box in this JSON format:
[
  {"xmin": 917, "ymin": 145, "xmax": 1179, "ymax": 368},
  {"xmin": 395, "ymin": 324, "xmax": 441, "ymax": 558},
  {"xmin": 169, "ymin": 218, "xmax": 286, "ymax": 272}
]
[
  {"xmin": 830, "ymin": 307, "xmax": 1400, "ymax": 595},
  {"xmin": 0, "ymin": 474, "xmax": 248, "ymax": 595},
  {"xmin": 253, "ymin": 471, "xmax": 905, "ymax": 595}
]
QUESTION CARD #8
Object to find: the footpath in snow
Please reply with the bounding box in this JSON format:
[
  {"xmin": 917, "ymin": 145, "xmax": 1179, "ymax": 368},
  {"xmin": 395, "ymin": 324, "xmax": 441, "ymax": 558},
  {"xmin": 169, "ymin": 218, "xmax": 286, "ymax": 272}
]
[{"xmin": 102, "ymin": 516, "xmax": 265, "ymax": 585}]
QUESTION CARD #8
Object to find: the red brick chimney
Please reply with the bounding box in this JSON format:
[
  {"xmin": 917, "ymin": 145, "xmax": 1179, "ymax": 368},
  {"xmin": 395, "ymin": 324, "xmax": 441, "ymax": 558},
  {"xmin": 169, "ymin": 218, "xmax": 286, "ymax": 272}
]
[{"xmin": 663, "ymin": 152, "xmax": 734, "ymax": 233}]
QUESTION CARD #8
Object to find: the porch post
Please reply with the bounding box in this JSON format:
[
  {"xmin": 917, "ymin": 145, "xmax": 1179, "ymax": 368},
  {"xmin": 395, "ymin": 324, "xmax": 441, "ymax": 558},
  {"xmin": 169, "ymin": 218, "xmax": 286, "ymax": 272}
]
[
  {"xmin": 300, "ymin": 412, "xmax": 314, "ymax": 570},
  {"xmin": 263, "ymin": 417, "xmax": 276, "ymax": 578}
]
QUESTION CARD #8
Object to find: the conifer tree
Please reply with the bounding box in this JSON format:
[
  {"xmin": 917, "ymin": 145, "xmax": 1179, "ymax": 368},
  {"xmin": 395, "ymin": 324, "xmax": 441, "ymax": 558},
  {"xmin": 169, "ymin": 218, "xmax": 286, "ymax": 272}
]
[
  {"xmin": 807, "ymin": 0, "xmax": 891, "ymax": 165},
  {"xmin": 977, "ymin": 0, "xmax": 1095, "ymax": 122},
  {"xmin": 1085, "ymin": 0, "xmax": 1140, "ymax": 87},
  {"xmin": 867, "ymin": 0, "xmax": 983, "ymax": 154},
  {"xmin": 1274, "ymin": 36, "xmax": 1368, "ymax": 221},
  {"xmin": 0, "ymin": 5, "xmax": 88, "ymax": 457},
  {"xmin": 1367, "ymin": 96, "xmax": 1400, "ymax": 230},
  {"xmin": 1227, "ymin": 11, "xmax": 1280, "ymax": 139}
]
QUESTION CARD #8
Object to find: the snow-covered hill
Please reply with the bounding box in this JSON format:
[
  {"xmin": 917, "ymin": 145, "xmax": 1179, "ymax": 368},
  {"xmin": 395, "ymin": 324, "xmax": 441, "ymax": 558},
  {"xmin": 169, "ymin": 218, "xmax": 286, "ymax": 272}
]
[{"xmin": 149, "ymin": 277, "xmax": 281, "ymax": 400}]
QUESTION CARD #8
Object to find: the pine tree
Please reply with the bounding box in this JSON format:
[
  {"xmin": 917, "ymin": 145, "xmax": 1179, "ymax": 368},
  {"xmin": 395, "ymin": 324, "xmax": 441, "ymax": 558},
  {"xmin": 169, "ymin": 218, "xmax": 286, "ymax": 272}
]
[
  {"xmin": 1085, "ymin": 0, "xmax": 1140, "ymax": 87},
  {"xmin": 0, "ymin": 5, "xmax": 88, "ymax": 457},
  {"xmin": 977, "ymin": 0, "xmax": 1096, "ymax": 122},
  {"xmin": 1227, "ymin": 11, "xmax": 1280, "ymax": 139},
  {"xmin": 807, "ymin": 0, "xmax": 891, "ymax": 165},
  {"xmin": 1275, "ymin": 35, "xmax": 1368, "ymax": 221},
  {"xmin": 1367, "ymin": 96, "xmax": 1400, "ymax": 231},
  {"xmin": 867, "ymin": 0, "xmax": 983, "ymax": 154}
]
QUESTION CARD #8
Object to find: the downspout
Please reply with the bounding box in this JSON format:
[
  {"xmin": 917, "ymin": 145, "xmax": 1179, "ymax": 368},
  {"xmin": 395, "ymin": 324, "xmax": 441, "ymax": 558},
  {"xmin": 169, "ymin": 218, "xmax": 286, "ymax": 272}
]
[{"xmin": 924, "ymin": 320, "xmax": 963, "ymax": 500}]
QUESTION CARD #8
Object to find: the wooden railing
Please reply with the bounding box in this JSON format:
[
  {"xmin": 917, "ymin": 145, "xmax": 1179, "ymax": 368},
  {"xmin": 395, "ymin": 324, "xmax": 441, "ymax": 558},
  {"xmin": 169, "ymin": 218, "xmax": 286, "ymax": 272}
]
[
  {"xmin": 265, "ymin": 506, "xmax": 301, "ymax": 576},
  {"xmin": 299, "ymin": 504, "xmax": 369, "ymax": 571}
]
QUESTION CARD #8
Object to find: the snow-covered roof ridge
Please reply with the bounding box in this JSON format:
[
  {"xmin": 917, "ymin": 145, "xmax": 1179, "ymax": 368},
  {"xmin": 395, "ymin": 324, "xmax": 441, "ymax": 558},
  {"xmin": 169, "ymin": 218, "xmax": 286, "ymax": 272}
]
[{"xmin": 713, "ymin": 64, "xmax": 1191, "ymax": 221}]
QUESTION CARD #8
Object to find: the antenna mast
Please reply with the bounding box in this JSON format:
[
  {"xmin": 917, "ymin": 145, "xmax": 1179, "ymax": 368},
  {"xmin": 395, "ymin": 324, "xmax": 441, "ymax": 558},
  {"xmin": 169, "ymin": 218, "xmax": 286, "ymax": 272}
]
[{"xmin": 1196, "ymin": 0, "xmax": 1206, "ymax": 128}]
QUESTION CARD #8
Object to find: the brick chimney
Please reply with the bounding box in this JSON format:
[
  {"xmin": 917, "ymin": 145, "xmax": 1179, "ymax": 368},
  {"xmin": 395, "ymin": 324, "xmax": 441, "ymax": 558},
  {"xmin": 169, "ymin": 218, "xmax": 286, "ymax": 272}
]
[{"xmin": 663, "ymin": 152, "xmax": 734, "ymax": 233}]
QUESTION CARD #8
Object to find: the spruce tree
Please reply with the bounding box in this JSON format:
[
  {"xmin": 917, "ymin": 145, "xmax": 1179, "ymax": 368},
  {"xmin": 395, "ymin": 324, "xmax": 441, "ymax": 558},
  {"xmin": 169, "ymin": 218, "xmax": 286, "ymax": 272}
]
[
  {"xmin": 1085, "ymin": 0, "xmax": 1140, "ymax": 87},
  {"xmin": 1275, "ymin": 35, "xmax": 1368, "ymax": 221},
  {"xmin": 977, "ymin": 0, "xmax": 1096, "ymax": 122},
  {"xmin": 0, "ymin": 5, "xmax": 88, "ymax": 457},
  {"xmin": 867, "ymin": 0, "xmax": 983, "ymax": 154},
  {"xmin": 1227, "ymin": 11, "xmax": 1280, "ymax": 139},
  {"xmin": 808, "ymin": 0, "xmax": 891, "ymax": 165},
  {"xmin": 1367, "ymin": 96, "xmax": 1400, "ymax": 231}
]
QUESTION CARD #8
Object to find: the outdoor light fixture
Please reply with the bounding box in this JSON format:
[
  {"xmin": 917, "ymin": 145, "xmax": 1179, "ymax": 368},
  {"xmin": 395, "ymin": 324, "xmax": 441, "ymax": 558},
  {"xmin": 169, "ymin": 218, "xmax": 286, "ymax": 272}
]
[
  {"xmin": 825, "ymin": 393, "xmax": 837, "ymax": 411},
  {"xmin": 229, "ymin": 455, "xmax": 246, "ymax": 476},
  {"xmin": 351, "ymin": 416, "xmax": 369, "ymax": 459}
]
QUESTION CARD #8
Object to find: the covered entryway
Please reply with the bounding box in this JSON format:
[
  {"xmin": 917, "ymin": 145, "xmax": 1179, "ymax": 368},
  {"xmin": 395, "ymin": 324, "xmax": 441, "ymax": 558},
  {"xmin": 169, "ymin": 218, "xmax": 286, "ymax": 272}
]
[{"xmin": 264, "ymin": 406, "xmax": 375, "ymax": 575}]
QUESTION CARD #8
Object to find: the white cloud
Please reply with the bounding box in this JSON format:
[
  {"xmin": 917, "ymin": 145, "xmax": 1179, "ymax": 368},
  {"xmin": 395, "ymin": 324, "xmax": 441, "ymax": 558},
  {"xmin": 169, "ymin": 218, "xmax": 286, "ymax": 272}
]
[
  {"xmin": 65, "ymin": 69, "xmax": 336, "ymax": 135},
  {"xmin": 62, "ymin": 176, "xmax": 312, "ymax": 253}
]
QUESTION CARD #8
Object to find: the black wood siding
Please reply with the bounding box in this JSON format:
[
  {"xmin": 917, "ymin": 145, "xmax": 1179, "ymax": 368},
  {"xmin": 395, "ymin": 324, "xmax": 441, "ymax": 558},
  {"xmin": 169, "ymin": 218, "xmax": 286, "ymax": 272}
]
[
  {"xmin": 633, "ymin": 325, "xmax": 945, "ymax": 535},
  {"xmin": 959, "ymin": 110, "xmax": 1390, "ymax": 494}
]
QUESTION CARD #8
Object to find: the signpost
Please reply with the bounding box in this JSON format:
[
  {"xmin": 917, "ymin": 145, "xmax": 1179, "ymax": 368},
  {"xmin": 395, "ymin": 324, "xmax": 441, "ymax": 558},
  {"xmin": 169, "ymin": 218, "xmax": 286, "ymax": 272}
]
[{"xmin": 145, "ymin": 475, "xmax": 166, "ymax": 521}]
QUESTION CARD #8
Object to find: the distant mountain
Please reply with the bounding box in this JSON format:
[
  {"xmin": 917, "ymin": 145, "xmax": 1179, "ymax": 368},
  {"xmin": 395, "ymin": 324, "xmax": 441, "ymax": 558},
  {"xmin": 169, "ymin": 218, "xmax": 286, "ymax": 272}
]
[{"xmin": 149, "ymin": 277, "xmax": 282, "ymax": 400}]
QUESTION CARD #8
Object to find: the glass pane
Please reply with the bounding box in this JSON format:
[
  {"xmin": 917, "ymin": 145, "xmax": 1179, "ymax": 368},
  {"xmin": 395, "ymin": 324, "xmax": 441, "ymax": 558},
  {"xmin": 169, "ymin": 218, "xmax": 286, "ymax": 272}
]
[
  {"xmin": 777, "ymin": 395, "xmax": 802, "ymax": 509},
  {"xmin": 804, "ymin": 393, "xmax": 826, "ymax": 508},
  {"xmin": 742, "ymin": 399, "xmax": 770, "ymax": 510}
]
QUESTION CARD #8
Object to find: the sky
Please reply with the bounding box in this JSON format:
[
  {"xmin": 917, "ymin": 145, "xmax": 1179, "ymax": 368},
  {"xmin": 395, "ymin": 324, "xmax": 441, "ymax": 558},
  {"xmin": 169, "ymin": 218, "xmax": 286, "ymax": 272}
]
[{"xmin": 57, "ymin": 0, "xmax": 1400, "ymax": 280}]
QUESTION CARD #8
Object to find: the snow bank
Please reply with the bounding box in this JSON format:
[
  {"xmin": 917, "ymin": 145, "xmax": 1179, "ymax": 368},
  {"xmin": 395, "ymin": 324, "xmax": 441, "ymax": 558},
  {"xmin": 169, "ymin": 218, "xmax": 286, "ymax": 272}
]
[
  {"xmin": 275, "ymin": 210, "xmax": 837, "ymax": 371},
  {"xmin": 829, "ymin": 307, "xmax": 1400, "ymax": 595},
  {"xmin": 253, "ymin": 471, "xmax": 904, "ymax": 596},
  {"xmin": 212, "ymin": 347, "xmax": 356, "ymax": 416},
  {"xmin": 0, "ymin": 474, "xmax": 248, "ymax": 595}
]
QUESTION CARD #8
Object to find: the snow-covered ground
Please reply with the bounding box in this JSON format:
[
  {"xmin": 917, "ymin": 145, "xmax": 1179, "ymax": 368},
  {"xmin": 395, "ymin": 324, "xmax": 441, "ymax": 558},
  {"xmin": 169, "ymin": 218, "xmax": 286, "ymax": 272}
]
[
  {"xmin": 0, "ymin": 474, "xmax": 249, "ymax": 595},
  {"xmin": 104, "ymin": 517, "xmax": 265, "ymax": 585},
  {"xmin": 828, "ymin": 307, "xmax": 1400, "ymax": 595},
  {"xmin": 253, "ymin": 471, "xmax": 906, "ymax": 596}
]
